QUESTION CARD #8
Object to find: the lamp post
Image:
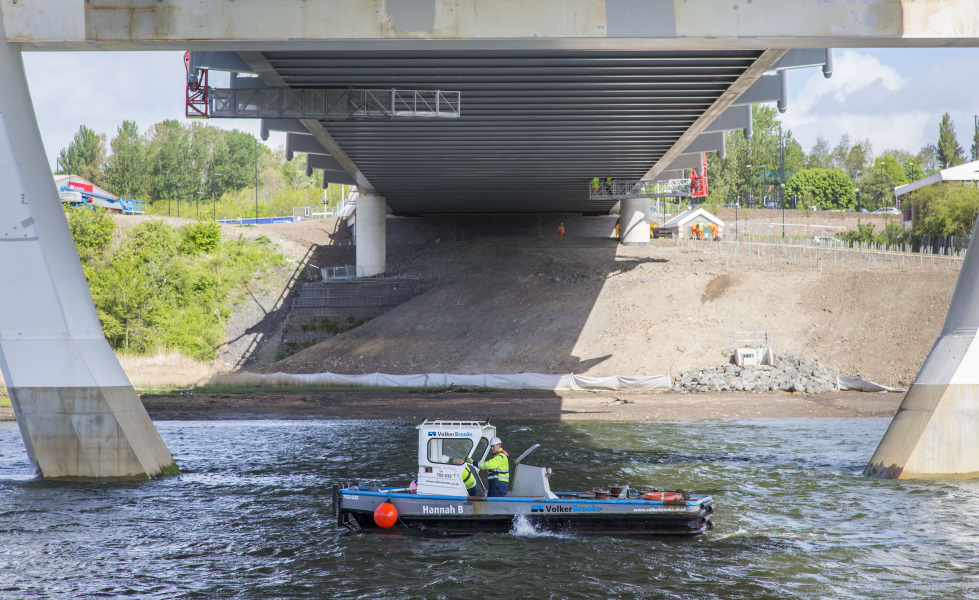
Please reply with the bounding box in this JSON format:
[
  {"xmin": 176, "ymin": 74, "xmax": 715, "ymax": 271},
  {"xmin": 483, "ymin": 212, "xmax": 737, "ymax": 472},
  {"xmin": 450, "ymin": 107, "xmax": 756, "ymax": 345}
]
[
  {"xmin": 255, "ymin": 138, "xmax": 258, "ymax": 225},
  {"xmin": 211, "ymin": 172, "xmax": 222, "ymax": 221},
  {"xmin": 781, "ymin": 182, "xmax": 786, "ymax": 238},
  {"xmin": 878, "ymin": 159, "xmax": 886, "ymax": 208},
  {"xmin": 779, "ymin": 121, "xmax": 785, "ymax": 238},
  {"xmin": 175, "ymin": 183, "xmax": 180, "ymax": 218},
  {"xmin": 855, "ymin": 188, "xmax": 860, "ymax": 214},
  {"xmin": 167, "ymin": 171, "xmax": 172, "ymax": 217},
  {"xmin": 196, "ymin": 191, "xmax": 204, "ymax": 220}
]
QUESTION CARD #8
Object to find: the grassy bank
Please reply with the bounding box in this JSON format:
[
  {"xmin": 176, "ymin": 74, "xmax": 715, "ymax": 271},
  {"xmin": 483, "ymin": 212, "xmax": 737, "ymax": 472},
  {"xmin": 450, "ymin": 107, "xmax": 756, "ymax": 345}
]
[{"xmin": 69, "ymin": 209, "xmax": 285, "ymax": 361}]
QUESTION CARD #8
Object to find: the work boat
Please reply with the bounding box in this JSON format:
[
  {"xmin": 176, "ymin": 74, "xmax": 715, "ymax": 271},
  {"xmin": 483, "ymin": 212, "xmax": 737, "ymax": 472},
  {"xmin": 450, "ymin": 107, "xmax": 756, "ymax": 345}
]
[{"xmin": 333, "ymin": 420, "xmax": 713, "ymax": 536}]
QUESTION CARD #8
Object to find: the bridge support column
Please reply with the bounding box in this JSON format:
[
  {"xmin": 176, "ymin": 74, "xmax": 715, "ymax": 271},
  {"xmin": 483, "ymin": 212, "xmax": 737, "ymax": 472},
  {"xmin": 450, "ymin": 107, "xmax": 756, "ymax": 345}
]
[
  {"xmin": 355, "ymin": 194, "xmax": 386, "ymax": 277},
  {"xmin": 619, "ymin": 197, "xmax": 649, "ymax": 246},
  {"xmin": 866, "ymin": 217, "xmax": 979, "ymax": 479},
  {"xmin": 0, "ymin": 26, "xmax": 176, "ymax": 480}
]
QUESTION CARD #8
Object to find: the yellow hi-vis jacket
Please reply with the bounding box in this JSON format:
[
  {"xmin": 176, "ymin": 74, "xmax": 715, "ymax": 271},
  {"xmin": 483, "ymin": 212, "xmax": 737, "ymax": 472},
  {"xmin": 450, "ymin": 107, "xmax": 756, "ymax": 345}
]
[
  {"xmin": 472, "ymin": 452, "xmax": 510, "ymax": 483},
  {"xmin": 460, "ymin": 464, "xmax": 477, "ymax": 490}
]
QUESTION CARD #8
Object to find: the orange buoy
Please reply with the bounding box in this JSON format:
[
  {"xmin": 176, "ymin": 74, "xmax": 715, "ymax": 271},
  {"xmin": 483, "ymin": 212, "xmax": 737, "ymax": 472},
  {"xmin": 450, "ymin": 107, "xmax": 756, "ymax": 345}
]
[
  {"xmin": 374, "ymin": 502, "xmax": 398, "ymax": 528},
  {"xmin": 642, "ymin": 492, "xmax": 683, "ymax": 502}
]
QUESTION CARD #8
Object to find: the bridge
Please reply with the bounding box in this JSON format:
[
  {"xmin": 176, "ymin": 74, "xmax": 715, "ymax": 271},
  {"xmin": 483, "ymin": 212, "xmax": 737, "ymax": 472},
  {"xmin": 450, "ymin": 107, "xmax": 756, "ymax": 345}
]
[{"xmin": 1, "ymin": 1, "xmax": 978, "ymax": 481}]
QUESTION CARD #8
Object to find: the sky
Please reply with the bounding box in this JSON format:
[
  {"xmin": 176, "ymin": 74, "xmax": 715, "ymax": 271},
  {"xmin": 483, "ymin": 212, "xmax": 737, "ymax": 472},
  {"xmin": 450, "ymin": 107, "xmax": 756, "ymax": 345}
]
[{"xmin": 21, "ymin": 47, "xmax": 979, "ymax": 168}]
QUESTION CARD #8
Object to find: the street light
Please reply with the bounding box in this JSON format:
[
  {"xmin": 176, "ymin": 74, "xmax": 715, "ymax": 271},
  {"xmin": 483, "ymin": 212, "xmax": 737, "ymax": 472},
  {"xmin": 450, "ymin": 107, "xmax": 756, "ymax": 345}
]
[
  {"xmin": 779, "ymin": 121, "xmax": 785, "ymax": 238},
  {"xmin": 781, "ymin": 182, "xmax": 786, "ymax": 238},
  {"xmin": 855, "ymin": 188, "xmax": 861, "ymax": 214},
  {"xmin": 211, "ymin": 172, "xmax": 223, "ymax": 222},
  {"xmin": 254, "ymin": 137, "xmax": 259, "ymax": 224},
  {"xmin": 175, "ymin": 183, "xmax": 180, "ymax": 218},
  {"xmin": 167, "ymin": 171, "xmax": 172, "ymax": 217}
]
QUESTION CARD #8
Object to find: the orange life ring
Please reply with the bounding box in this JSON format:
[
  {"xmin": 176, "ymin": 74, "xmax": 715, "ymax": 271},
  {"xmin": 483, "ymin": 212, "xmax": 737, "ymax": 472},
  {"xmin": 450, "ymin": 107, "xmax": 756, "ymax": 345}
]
[{"xmin": 642, "ymin": 491, "xmax": 683, "ymax": 502}]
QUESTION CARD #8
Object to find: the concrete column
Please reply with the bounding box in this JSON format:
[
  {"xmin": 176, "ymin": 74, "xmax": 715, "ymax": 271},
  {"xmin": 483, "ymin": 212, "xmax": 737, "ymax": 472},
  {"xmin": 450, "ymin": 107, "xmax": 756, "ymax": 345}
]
[
  {"xmin": 355, "ymin": 194, "xmax": 386, "ymax": 276},
  {"xmin": 619, "ymin": 197, "xmax": 650, "ymax": 246},
  {"xmin": 0, "ymin": 21, "xmax": 176, "ymax": 480},
  {"xmin": 866, "ymin": 216, "xmax": 979, "ymax": 479}
]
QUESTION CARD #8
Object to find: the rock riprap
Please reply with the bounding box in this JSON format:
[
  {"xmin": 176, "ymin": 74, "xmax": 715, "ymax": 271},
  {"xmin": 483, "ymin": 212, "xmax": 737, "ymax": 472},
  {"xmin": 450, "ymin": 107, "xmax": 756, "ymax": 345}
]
[{"xmin": 673, "ymin": 354, "xmax": 839, "ymax": 394}]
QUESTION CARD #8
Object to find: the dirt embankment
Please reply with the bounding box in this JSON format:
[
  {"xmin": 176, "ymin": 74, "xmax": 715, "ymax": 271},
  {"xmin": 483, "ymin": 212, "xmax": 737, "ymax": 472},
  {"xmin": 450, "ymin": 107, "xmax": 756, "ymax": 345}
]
[{"xmin": 266, "ymin": 234, "xmax": 958, "ymax": 388}]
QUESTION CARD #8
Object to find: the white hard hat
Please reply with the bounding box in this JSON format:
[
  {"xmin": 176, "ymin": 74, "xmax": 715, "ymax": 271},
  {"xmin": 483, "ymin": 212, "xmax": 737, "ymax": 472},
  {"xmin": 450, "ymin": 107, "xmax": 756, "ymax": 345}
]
[{"xmin": 490, "ymin": 437, "xmax": 502, "ymax": 446}]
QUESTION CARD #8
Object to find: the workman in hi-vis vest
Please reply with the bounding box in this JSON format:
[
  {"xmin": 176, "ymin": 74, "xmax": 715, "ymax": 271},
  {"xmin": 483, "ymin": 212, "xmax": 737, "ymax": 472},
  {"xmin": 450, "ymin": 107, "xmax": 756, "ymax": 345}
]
[
  {"xmin": 460, "ymin": 462, "xmax": 478, "ymax": 496},
  {"xmin": 457, "ymin": 437, "xmax": 510, "ymax": 497}
]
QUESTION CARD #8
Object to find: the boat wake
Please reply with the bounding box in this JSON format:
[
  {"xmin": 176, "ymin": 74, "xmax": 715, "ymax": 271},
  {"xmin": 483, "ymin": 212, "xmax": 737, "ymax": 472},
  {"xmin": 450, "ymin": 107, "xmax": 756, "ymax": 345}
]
[{"xmin": 509, "ymin": 514, "xmax": 570, "ymax": 538}]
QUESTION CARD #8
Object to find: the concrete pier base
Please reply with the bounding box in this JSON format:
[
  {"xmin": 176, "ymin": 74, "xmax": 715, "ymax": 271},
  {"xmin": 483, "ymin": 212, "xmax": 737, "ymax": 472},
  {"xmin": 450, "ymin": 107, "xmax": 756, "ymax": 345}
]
[
  {"xmin": 619, "ymin": 197, "xmax": 649, "ymax": 246},
  {"xmin": 866, "ymin": 217, "xmax": 979, "ymax": 479},
  {"xmin": 355, "ymin": 194, "xmax": 387, "ymax": 276},
  {"xmin": 0, "ymin": 21, "xmax": 176, "ymax": 479}
]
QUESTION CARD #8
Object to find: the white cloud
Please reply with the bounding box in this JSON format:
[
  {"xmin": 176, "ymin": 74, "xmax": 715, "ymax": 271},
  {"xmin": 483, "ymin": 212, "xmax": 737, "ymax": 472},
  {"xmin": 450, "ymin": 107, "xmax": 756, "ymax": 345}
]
[
  {"xmin": 783, "ymin": 49, "xmax": 979, "ymax": 156},
  {"xmin": 21, "ymin": 51, "xmax": 282, "ymax": 168}
]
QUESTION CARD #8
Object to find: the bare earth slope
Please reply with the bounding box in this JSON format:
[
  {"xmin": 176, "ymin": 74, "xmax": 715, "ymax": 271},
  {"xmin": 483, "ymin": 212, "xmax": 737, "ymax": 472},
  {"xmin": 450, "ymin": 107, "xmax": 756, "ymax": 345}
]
[{"xmin": 268, "ymin": 236, "xmax": 958, "ymax": 387}]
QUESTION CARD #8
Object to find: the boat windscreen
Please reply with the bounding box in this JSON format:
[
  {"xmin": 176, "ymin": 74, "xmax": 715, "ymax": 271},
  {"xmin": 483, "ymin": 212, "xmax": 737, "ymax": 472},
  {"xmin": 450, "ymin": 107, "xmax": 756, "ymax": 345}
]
[
  {"xmin": 427, "ymin": 438, "xmax": 473, "ymax": 464},
  {"xmin": 471, "ymin": 437, "xmax": 489, "ymax": 462}
]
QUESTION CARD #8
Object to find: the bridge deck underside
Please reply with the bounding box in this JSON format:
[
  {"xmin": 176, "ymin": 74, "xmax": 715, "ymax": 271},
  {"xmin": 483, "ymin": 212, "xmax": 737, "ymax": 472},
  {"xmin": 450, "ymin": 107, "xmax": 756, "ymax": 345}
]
[{"xmin": 263, "ymin": 49, "xmax": 762, "ymax": 214}]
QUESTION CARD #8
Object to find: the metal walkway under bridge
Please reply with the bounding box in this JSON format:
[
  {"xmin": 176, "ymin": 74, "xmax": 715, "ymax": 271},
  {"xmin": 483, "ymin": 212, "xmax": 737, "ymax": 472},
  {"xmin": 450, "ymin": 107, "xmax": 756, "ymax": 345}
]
[{"xmin": 589, "ymin": 179, "xmax": 691, "ymax": 200}]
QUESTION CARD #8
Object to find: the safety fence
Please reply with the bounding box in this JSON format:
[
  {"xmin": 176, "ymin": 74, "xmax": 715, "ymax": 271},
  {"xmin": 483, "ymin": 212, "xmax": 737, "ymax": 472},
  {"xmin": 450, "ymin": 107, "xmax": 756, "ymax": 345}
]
[{"xmin": 675, "ymin": 234, "xmax": 966, "ymax": 273}]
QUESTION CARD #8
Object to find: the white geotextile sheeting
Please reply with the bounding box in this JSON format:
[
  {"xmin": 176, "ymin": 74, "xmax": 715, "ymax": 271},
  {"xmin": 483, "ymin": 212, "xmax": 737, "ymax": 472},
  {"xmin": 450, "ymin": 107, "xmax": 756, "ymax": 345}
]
[
  {"xmin": 836, "ymin": 376, "xmax": 906, "ymax": 393},
  {"xmin": 249, "ymin": 372, "xmax": 671, "ymax": 391}
]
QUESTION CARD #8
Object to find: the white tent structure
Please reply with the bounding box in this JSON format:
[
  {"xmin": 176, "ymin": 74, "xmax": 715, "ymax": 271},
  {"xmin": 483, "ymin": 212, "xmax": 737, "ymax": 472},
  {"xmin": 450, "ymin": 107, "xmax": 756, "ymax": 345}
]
[
  {"xmin": 663, "ymin": 208, "xmax": 725, "ymax": 238},
  {"xmin": 895, "ymin": 160, "xmax": 979, "ymax": 197}
]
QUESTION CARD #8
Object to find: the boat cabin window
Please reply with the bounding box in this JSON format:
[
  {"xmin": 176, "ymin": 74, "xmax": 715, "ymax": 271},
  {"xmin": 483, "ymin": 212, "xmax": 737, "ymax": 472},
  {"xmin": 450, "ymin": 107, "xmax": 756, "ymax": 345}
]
[
  {"xmin": 427, "ymin": 438, "xmax": 473, "ymax": 464},
  {"xmin": 471, "ymin": 437, "xmax": 489, "ymax": 462}
]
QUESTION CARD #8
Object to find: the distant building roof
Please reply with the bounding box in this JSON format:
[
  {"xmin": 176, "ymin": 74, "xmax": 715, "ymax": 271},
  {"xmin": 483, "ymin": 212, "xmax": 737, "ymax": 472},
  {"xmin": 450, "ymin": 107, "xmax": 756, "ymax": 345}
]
[{"xmin": 895, "ymin": 160, "xmax": 979, "ymax": 197}]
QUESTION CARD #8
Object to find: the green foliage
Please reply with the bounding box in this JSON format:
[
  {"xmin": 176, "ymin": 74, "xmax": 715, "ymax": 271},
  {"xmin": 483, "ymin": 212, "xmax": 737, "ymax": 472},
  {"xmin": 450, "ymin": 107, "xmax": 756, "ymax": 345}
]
[
  {"xmin": 181, "ymin": 222, "xmax": 221, "ymax": 254},
  {"xmin": 103, "ymin": 121, "xmax": 146, "ymax": 198},
  {"xmin": 785, "ymin": 169, "xmax": 856, "ymax": 210},
  {"xmin": 66, "ymin": 207, "xmax": 117, "ymax": 262},
  {"xmin": 909, "ymin": 183, "xmax": 979, "ymax": 236},
  {"xmin": 70, "ymin": 217, "xmax": 286, "ymax": 360},
  {"xmin": 58, "ymin": 125, "xmax": 106, "ymax": 184},
  {"xmin": 842, "ymin": 220, "xmax": 907, "ymax": 247},
  {"xmin": 937, "ymin": 112, "xmax": 965, "ymax": 168}
]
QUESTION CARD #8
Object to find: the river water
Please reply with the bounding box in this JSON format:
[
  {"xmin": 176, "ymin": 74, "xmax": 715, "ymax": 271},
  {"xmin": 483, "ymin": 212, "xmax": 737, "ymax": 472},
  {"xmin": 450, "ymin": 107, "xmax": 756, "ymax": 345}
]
[{"xmin": 1, "ymin": 418, "xmax": 978, "ymax": 599}]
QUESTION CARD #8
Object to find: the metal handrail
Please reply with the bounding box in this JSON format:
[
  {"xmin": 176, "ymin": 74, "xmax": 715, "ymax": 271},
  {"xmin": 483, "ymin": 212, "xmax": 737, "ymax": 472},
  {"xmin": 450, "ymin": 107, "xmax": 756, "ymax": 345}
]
[
  {"xmin": 734, "ymin": 330, "xmax": 771, "ymax": 349},
  {"xmin": 211, "ymin": 88, "xmax": 461, "ymax": 120},
  {"xmin": 590, "ymin": 179, "xmax": 691, "ymax": 200}
]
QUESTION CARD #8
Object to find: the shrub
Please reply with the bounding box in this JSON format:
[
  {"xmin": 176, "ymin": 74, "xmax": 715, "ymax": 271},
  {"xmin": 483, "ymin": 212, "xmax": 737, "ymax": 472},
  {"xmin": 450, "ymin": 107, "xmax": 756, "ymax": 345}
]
[
  {"xmin": 67, "ymin": 207, "xmax": 116, "ymax": 262},
  {"xmin": 181, "ymin": 221, "xmax": 221, "ymax": 254}
]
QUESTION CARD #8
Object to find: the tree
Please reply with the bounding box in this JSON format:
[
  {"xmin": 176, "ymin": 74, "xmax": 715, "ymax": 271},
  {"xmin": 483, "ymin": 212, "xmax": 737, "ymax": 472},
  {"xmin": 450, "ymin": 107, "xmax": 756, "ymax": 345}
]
[
  {"xmin": 937, "ymin": 112, "xmax": 965, "ymax": 168},
  {"xmin": 909, "ymin": 183, "xmax": 979, "ymax": 236},
  {"xmin": 103, "ymin": 121, "xmax": 147, "ymax": 199},
  {"xmin": 972, "ymin": 119, "xmax": 979, "ymax": 163},
  {"xmin": 806, "ymin": 135, "xmax": 833, "ymax": 169},
  {"xmin": 57, "ymin": 125, "xmax": 106, "ymax": 184},
  {"xmin": 147, "ymin": 120, "xmax": 193, "ymax": 205},
  {"xmin": 785, "ymin": 169, "xmax": 856, "ymax": 210},
  {"xmin": 917, "ymin": 144, "xmax": 940, "ymax": 174}
]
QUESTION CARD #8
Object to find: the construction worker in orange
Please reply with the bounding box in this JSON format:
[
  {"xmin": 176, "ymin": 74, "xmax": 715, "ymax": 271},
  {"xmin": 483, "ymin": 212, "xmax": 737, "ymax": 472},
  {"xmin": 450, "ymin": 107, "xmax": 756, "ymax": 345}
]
[
  {"xmin": 710, "ymin": 223, "xmax": 719, "ymax": 240},
  {"xmin": 689, "ymin": 224, "xmax": 697, "ymax": 240},
  {"xmin": 696, "ymin": 220, "xmax": 705, "ymax": 240},
  {"xmin": 615, "ymin": 219, "xmax": 621, "ymax": 240},
  {"xmin": 557, "ymin": 222, "xmax": 565, "ymax": 237}
]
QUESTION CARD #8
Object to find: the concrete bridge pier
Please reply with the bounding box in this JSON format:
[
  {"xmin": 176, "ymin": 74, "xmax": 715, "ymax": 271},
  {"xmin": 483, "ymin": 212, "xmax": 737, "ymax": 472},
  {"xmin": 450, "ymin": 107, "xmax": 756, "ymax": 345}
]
[
  {"xmin": 0, "ymin": 28, "xmax": 176, "ymax": 480},
  {"xmin": 867, "ymin": 216, "xmax": 979, "ymax": 479},
  {"xmin": 619, "ymin": 197, "xmax": 650, "ymax": 246},
  {"xmin": 356, "ymin": 194, "xmax": 387, "ymax": 277}
]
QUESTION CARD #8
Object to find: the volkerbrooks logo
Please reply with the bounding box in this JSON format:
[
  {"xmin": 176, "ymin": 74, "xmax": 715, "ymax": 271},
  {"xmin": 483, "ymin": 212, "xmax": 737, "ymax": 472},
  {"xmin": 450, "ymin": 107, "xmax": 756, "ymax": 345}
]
[
  {"xmin": 529, "ymin": 505, "xmax": 601, "ymax": 514},
  {"xmin": 427, "ymin": 431, "xmax": 474, "ymax": 437}
]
